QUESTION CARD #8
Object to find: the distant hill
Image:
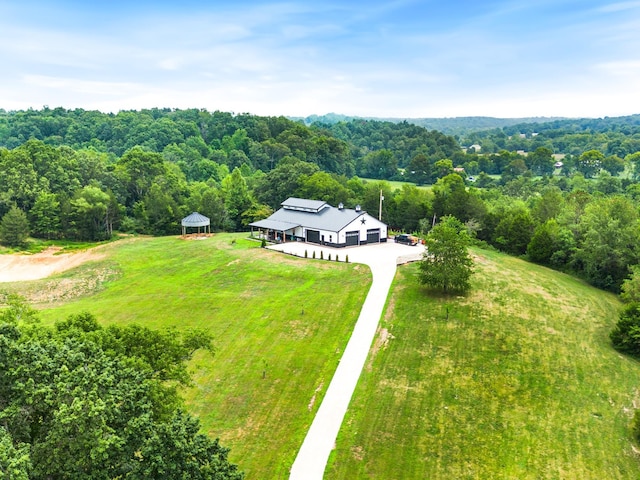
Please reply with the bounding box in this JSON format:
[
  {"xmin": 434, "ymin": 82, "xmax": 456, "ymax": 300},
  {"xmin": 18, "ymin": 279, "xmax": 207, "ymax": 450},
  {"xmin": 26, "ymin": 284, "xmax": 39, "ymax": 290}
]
[
  {"xmin": 295, "ymin": 112, "xmax": 640, "ymax": 156},
  {"xmin": 295, "ymin": 113, "xmax": 567, "ymax": 136}
]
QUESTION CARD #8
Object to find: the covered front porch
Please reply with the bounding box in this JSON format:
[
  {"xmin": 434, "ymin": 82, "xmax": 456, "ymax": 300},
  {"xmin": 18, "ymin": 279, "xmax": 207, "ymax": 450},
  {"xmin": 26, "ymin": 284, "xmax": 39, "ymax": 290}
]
[{"xmin": 249, "ymin": 218, "xmax": 300, "ymax": 243}]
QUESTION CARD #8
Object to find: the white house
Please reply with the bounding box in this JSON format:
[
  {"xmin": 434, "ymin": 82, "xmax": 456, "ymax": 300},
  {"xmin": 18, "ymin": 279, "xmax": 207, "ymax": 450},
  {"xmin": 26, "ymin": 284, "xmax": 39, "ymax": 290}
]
[{"xmin": 249, "ymin": 197, "xmax": 388, "ymax": 247}]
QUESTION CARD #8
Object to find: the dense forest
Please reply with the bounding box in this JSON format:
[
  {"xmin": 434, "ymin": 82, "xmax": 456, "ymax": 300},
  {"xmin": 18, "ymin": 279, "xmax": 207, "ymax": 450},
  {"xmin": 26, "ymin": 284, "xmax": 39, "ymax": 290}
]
[
  {"xmin": 302, "ymin": 112, "xmax": 640, "ymax": 157},
  {"xmin": 2, "ymin": 108, "xmax": 640, "ymax": 294},
  {"xmin": 300, "ymin": 113, "xmax": 566, "ymax": 135},
  {"xmin": 457, "ymin": 114, "xmax": 640, "ymax": 157}
]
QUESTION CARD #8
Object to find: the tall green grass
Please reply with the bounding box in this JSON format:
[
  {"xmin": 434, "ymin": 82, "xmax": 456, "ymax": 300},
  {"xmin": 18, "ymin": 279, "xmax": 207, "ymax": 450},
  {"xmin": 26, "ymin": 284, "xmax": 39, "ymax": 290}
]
[{"xmin": 327, "ymin": 248, "xmax": 640, "ymax": 479}]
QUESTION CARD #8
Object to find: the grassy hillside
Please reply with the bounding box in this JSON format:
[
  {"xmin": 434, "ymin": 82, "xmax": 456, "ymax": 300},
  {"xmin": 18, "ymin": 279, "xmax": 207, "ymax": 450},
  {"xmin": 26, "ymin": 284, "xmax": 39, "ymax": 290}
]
[
  {"xmin": 360, "ymin": 177, "xmax": 432, "ymax": 192},
  {"xmin": 327, "ymin": 248, "xmax": 640, "ymax": 479},
  {"xmin": 27, "ymin": 234, "xmax": 370, "ymax": 479},
  {"xmin": 12, "ymin": 236, "xmax": 640, "ymax": 478}
]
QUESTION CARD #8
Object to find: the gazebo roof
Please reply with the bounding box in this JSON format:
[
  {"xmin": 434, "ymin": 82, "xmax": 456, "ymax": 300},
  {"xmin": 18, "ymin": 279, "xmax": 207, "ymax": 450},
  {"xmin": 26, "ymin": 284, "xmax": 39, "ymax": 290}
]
[{"xmin": 182, "ymin": 212, "xmax": 210, "ymax": 228}]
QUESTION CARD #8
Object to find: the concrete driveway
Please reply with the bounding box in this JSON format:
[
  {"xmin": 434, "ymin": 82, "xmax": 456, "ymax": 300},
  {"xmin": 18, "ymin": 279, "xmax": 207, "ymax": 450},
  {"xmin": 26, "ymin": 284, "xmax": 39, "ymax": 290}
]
[
  {"xmin": 268, "ymin": 240, "xmax": 424, "ymax": 479},
  {"xmin": 268, "ymin": 240, "xmax": 424, "ymax": 269}
]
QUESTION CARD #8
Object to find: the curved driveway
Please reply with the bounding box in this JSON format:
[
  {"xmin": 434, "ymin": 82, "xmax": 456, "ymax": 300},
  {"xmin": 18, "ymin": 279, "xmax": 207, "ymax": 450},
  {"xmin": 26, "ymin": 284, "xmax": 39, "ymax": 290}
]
[{"xmin": 268, "ymin": 241, "xmax": 424, "ymax": 480}]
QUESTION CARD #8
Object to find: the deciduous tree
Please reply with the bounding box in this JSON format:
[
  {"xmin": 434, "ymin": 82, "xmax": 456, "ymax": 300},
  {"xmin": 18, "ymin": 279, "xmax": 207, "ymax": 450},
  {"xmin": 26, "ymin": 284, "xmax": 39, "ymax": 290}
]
[
  {"xmin": 0, "ymin": 311, "xmax": 241, "ymax": 480},
  {"xmin": 576, "ymin": 150, "xmax": 604, "ymax": 178},
  {"xmin": 418, "ymin": 216, "xmax": 473, "ymax": 294},
  {"xmin": 621, "ymin": 265, "xmax": 640, "ymax": 304}
]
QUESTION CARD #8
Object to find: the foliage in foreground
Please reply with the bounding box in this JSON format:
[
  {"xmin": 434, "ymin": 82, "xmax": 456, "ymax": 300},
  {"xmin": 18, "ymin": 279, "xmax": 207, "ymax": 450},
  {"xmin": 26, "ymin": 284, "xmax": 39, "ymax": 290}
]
[
  {"xmin": 418, "ymin": 215, "xmax": 473, "ymax": 294},
  {"xmin": 0, "ymin": 305, "xmax": 243, "ymax": 480}
]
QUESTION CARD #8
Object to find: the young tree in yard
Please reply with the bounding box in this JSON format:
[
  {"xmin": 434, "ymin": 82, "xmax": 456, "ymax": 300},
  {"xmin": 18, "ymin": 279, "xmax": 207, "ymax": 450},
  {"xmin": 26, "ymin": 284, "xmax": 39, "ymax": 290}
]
[
  {"xmin": 0, "ymin": 205, "xmax": 30, "ymax": 248},
  {"xmin": 418, "ymin": 215, "xmax": 473, "ymax": 294}
]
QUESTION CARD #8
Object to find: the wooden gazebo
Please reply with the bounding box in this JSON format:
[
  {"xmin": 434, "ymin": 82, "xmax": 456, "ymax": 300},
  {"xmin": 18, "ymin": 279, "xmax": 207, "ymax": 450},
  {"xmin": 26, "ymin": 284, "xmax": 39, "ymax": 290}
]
[{"xmin": 181, "ymin": 212, "xmax": 211, "ymax": 236}]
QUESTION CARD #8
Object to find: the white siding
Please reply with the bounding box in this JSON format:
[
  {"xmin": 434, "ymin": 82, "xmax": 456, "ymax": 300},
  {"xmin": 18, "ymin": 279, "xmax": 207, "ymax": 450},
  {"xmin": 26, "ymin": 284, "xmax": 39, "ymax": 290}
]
[{"xmin": 338, "ymin": 214, "xmax": 387, "ymax": 243}]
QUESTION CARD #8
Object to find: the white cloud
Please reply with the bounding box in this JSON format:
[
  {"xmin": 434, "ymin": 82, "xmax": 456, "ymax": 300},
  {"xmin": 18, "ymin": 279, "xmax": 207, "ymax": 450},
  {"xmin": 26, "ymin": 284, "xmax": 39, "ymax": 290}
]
[
  {"xmin": 23, "ymin": 75, "xmax": 144, "ymax": 97},
  {"xmin": 595, "ymin": 1, "xmax": 640, "ymax": 13},
  {"xmin": 0, "ymin": 1, "xmax": 639, "ymax": 118},
  {"xmin": 595, "ymin": 60, "xmax": 640, "ymax": 76}
]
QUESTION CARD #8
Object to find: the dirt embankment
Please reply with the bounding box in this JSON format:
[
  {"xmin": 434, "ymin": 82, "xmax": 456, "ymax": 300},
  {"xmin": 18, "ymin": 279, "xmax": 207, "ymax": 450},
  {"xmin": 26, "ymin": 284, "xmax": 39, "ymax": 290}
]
[{"xmin": 0, "ymin": 247, "xmax": 105, "ymax": 283}]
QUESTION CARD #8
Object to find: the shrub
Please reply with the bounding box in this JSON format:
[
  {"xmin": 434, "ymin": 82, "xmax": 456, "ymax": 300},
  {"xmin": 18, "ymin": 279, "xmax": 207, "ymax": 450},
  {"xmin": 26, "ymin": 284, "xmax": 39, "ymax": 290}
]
[
  {"xmin": 312, "ymin": 251, "xmax": 316, "ymax": 259},
  {"xmin": 328, "ymin": 253, "xmax": 331, "ymax": 261},
  {"xmin": 320, "ymin": 251, "xmax": 324, "ymax": 260},
  {"xmin": 260, "ymin": 238, "xmax": 266, "ymax": 248},
  {"xmin": 610, "ymin": 302, "xmax": 640, "ymax": 356},
  {"xmin": 305, "ymin": 250, "xmax": 308, "ymax": 258}
]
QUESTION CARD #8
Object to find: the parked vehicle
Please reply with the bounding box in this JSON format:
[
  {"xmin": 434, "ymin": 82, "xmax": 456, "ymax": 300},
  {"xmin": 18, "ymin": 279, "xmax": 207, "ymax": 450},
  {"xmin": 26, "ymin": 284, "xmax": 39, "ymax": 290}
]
[{"xmin": 394, "ymin": 234, "xmax": 418, "ymax": 246}]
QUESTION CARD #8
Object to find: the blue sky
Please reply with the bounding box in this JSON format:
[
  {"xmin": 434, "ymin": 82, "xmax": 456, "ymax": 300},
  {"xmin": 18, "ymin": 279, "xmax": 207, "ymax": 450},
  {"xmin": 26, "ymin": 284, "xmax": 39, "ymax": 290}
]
[{"xmin": 1, "ymin": 0, "xmax": 640, "ymax": 118}]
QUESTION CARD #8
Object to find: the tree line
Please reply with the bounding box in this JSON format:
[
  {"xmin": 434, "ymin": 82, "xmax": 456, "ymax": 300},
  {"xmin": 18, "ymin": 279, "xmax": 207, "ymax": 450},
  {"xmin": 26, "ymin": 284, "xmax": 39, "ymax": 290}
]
[
  {"xmin": 2, "ymin": 109, "xmax": 640, "ymax": 294},
  {"xmin": 459, "ymin": 114, "xmax": 640, "ymax": 157}
]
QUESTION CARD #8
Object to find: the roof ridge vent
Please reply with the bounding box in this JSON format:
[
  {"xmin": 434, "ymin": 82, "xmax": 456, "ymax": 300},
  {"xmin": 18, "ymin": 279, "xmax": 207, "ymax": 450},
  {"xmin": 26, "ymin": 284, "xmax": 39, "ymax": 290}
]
[
  {"xmin": 355, "ymin": 204, "xmax": 361, "ymax": 212},
  {"xmin": 338, "ymin": 202, "xmax": 344, "ymax": 209}
]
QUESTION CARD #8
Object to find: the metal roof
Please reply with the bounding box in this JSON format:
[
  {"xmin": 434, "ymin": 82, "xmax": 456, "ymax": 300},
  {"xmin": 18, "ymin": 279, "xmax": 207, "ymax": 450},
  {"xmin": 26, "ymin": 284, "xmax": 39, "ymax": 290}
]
[
  {"xmin": 259, "ymin": 205, "xmax": 365, "ymax": 233},
  {"xmin": 281, "ymin": 197, "xmax": 328, "ymax": 212},
  {"xmin": 249, "ymin": 218, "xmax": 300, "ymax": 231},
  {"xmin": 181, "ymin": 212, "xmax": 210, "ymax": 227}
]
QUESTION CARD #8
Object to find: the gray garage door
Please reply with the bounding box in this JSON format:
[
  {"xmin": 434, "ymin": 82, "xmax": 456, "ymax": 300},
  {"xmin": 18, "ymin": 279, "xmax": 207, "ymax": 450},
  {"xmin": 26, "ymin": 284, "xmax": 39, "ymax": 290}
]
[
  {"xmin": 366, "ymin": 228, "xmax": 380, "ymax": 243},
  {"xmin": 345, "ymin": 231, "xmax": 359, "ymax": 246},
  {"xmin": 306, "ymin": 229, "xmax": 320, "ymax": 244}
]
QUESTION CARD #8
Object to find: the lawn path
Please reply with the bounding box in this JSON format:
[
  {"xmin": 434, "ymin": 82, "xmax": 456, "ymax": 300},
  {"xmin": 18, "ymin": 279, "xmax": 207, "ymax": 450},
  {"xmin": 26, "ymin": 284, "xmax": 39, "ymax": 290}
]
[{"xmin": 268, "ymin": 242, "xmax": 423, "ymax": 480}]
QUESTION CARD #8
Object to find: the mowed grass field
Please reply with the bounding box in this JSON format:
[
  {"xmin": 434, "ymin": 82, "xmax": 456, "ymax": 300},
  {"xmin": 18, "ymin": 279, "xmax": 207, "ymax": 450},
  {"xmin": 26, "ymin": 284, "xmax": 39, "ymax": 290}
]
[
  {"xmin": 25, "ymin": 233, "xmax": 371, "ymax": 479},
  {"xmin": 11, "ymin": 235, "xmax": 640, "ymax": 479},
  {"xmin": 327, "ymin": 248, "xmax": 640, "ymax": 479},
  {"xmin": 360, "ymin": 177, "xmax": 432, "ymax": 191}
]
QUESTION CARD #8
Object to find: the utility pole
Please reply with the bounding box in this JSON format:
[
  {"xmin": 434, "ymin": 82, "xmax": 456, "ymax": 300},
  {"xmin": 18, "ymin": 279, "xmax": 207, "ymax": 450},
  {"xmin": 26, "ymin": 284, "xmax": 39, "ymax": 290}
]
[{"xmin": 379, "ymin": 189, "xmax": 384, "ymax": 221}]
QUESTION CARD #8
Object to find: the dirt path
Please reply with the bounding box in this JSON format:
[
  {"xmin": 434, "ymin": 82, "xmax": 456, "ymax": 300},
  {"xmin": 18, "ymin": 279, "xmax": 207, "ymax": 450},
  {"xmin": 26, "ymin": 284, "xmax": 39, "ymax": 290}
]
[{"xmin": 0, "ymin": 247, "xmax": 104, "ymax": 283}]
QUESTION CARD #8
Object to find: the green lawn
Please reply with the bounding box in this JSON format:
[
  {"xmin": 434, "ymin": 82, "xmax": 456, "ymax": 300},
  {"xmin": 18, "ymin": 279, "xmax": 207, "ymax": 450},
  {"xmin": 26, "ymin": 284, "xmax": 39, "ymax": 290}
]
[
  {"xmin": 13, "ymin": 235, "xmax": 640, "ymax": 479},
  {"xmin": 28, "ymin": 233, "xmax": 371, "ymax": 479},
  {"xmin": 327, "ymin": 248, "xmax": 640, "ymax": 479},
  {"xmin": 360, "ymin": 177, "xmax": 432, "ymax": 191}
]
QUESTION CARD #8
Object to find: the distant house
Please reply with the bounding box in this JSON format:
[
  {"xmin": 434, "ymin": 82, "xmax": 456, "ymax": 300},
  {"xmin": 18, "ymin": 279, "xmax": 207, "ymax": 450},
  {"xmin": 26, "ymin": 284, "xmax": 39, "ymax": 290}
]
[{"xmin": 249, "ymin": 197, "xmax": 387, "ymax": 247}]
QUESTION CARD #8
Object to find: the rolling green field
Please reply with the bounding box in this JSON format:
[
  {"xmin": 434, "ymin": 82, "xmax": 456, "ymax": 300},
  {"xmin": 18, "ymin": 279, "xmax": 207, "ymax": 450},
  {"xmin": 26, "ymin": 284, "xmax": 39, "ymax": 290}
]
[
  {"xmin": 360, "ymin": 177, "xmax": 432, "ymax": 191},
  {"xmin": 24, "ymin": 234, "xmax": 371, "ymax": 479},
  {"xmin": 6, "ymin": 235, "xmax": 640, "ymax": 479},
  {"xmin": 327, "ymin": 248, "xmax": 640, "ymax": 479}
]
